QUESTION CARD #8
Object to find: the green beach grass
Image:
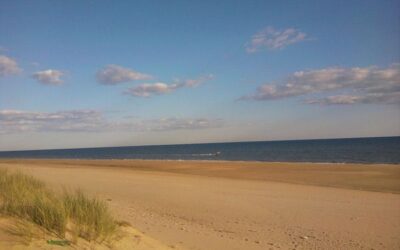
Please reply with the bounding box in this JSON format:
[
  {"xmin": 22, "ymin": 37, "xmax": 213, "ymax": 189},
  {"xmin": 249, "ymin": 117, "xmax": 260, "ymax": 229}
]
[{"xmin": 0, "ymin": 169, "xmax": 117, "ymax": 243}]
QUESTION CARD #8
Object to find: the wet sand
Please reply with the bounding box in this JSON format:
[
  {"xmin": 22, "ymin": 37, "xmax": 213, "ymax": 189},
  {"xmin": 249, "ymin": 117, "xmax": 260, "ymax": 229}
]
[{"xmin": 0, "ymin": 159, "xmax": 399, "ymax": 249}]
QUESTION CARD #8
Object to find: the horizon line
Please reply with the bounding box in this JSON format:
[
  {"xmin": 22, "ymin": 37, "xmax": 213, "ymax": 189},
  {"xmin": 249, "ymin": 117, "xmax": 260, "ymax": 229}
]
[{"xmin": 0, "ymin": 135, "xmax": 398, "ymax": 153}]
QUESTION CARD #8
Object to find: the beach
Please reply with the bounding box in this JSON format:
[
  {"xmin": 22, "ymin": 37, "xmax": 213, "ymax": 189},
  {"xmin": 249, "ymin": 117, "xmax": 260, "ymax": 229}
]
[{"xmin": 0, "ymin": 159, "xmax": 399, "ymax": 249}]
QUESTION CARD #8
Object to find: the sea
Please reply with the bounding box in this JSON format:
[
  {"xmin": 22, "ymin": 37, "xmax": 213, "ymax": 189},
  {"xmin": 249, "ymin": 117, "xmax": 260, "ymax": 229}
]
[{"xmin": 0, "ymin": 136, "xmax": 399, "ymax": 164}]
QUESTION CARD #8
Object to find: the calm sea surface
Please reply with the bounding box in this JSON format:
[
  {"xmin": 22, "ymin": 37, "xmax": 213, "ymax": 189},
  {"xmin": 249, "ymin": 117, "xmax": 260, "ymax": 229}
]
[{"xmin": 0, "ymin": 137, "xmax": 399, "ymax": 164}]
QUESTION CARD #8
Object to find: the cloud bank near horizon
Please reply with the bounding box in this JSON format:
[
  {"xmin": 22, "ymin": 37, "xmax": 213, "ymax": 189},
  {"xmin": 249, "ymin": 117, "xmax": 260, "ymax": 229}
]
[{"xmin": 0, "ymin": 109, "xmax": 223, "ymax": 134}]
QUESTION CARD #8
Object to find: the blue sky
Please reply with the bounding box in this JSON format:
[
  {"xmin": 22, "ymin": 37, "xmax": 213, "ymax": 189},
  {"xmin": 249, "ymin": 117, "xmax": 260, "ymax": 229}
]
[{"xmin": 0, "ymin": 0, "xmax": 399, "ymax": 150}]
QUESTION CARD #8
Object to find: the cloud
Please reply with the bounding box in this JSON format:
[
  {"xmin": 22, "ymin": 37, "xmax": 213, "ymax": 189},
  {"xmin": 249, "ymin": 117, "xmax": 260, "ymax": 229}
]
[
  {"xmin": 304, "ymin": 95, "xmax": 361, "ymax": 105},
  {"xmin": 96, "ymin": 64, "xmax": 152, "ymax": 85},
  {"xmin": 0, "ymin": 55, "xmax": 21, "ymax": 77},
  {"xmin": 246, "ymin": 26, "xmax": 308, "ymax": 53},
  {"xmin": 0, "ymin": 109, "xmax": 223, "ymax": 134},
  {"xmin": 305, "ymin": 93, "xmax": 400, "ymax": 105},
  {"xmin": 240, "ymin": 64, "xmax": 400, "ymax": 105},
  {"xmin": 132, "ymin": 117, "xmax": 224, "ymax": 131},
  {"xmin": 32, "ymin": 69, "xmax": 64, "ymax": 85},
  {"xmin": 125, "ymin": 82, "xmax": 178, "ymax": 97},
  {"xmin": 0, "ymin": 110, "xmax": 104, "ymax": 133},
  {"xmin": 124, "ymin": 75, "xmax": 213, "ymax": 97},
  {"xmin": 180, "ymin": 75, "xmax": 214, "ymax": 87}
]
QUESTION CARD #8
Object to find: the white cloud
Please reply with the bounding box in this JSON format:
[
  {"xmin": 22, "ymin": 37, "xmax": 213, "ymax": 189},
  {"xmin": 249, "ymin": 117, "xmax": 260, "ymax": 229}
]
[
  {"xmin": 180, "ymin": 74, "xmax": 214, "ymax": 87},
  {"xmin": 246, "ymin": 26, "xmax": 308, "ymax": 53},
  {"xmin": 125, "ymin": 82, "xmax": 178, "ymax": 97},
  {"xmin": 0, "ymin": 110, "xmax": 104, "ymax": 133},
  {"xmin": 32, "ymin": 69, "xmax": 64, "ymax": 85},
  {"xmin": 124, "ymin": 75, "xmax": 213, "ymax": 97},
  {"xmin": 240, "ymin": 64, "xmax": 400, "ymax": 105},
  {"xmin": 132, "ymin": 117, "xmax": 224, "ymax": 131},
  {"xmin": 304, "ymin": 95, "xmax": 361, "ymax": 105},
  {"xmin": 0, "ymin": 109, "xmax": 223, "ymax": 134},
  {"xmin": 0, "ymin": 55, "xmax": 21, "ymax": 77},
  {"xmin": 96, "ymin": 64, "xmax": 152, "ymax": 85},
  {"xmin": 305, "ymin": 93, "xmax": 400, "ymax": 105}
]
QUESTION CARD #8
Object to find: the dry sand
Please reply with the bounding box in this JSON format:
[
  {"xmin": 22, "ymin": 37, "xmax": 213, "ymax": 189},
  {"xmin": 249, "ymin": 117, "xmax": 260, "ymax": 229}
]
[{"xmin": 0, "ymin": 159, "xmax": 399, "ymax": 250}]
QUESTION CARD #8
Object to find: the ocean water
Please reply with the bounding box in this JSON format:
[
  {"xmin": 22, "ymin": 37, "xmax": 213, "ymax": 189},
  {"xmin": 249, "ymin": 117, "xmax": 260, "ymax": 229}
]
[{"xmin": 0, "ymin": 137, "xmax": 399, "ymax": 164}]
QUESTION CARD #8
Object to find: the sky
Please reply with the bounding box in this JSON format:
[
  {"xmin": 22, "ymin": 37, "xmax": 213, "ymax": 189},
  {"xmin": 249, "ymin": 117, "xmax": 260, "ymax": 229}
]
[{"xmin": 0, "ymin": 0, "xmax": 399, "ymax": 151}]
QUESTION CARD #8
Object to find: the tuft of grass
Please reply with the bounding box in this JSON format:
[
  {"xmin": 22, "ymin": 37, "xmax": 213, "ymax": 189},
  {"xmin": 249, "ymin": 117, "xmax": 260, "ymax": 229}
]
[
  {"xmin": 0, "ymin": 169, "xmax": 66, "ymax": 236},
  {"xmin": 63, "ymin": 190, "xmax": 116, "ymax": 241},
  {"xmin": 0, "ymin": 169, "xmax": 117, "ymax": 242}
]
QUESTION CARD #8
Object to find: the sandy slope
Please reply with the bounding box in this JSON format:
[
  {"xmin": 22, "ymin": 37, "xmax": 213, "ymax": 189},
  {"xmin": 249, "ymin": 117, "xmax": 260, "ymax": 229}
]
[
  {"xmin": 0, "ymin": 159, "xmax": 399, "ymax": 250},
  {"xmin": 0, "ymin": 217, "xmax": 172, "ymax": 250}
]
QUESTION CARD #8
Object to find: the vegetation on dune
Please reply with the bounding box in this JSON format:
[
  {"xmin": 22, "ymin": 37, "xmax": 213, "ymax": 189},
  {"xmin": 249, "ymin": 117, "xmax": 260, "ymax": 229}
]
[
  {"xmin": 0, "ymin": 169, "xmax": 117, "ymax": 242},
  {"xmin": 63, "ymin": 189, "xmax": 116, "ymax": 241}
]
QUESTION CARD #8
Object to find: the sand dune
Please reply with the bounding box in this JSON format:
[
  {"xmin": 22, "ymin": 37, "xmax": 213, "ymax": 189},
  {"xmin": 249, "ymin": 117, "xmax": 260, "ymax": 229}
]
[
  {"xmin": 0, "ymin": 159, "xmax": 399, "ymax": 249},
  {"xmin": 0, "ymin": 217, "xmax": 172, "ymax": 250}
]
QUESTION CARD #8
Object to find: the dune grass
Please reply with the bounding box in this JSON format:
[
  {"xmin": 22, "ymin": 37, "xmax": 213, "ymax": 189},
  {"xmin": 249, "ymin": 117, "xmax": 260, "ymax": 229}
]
[{"xmin": 0, "ymin": 169, "xmax": 116, "ymax": 242}]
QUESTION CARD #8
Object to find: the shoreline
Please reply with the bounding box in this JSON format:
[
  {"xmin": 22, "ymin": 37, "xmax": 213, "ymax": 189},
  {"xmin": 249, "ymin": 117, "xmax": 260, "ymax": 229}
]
[
  {"xmin": 0, "ymin": 157, "xmax": 399, "ymax": 165},
  {"xmin": 0, "ymin": 157, "xmax": 400, "ymax": 166},
  {"xmin": 1, "ymin": 158, "xmax": 399, "ymax": 194}
]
